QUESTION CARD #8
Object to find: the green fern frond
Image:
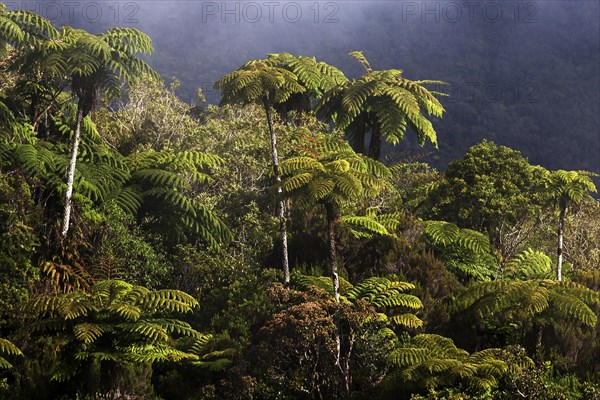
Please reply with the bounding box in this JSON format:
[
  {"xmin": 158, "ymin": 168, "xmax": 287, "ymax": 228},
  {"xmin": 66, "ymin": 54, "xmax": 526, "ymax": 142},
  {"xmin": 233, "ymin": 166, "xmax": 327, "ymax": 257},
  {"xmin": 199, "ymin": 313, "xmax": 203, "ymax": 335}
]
[
  {"xmin": 389, "ymin": 313, "xmax": 424, "ymax": 328},
  {"xmin": 294, "ymin": 274, "xmax": 353, "ymax": 298},
  {"xmin": 548, "ymin": 291, "xmax": 597, "ymax": 327},
  {"xmin": 141, "ymin": 289, "xmax": 199, "ymax": 313},
  {"xmin": 385, "ymin": 334, "xmax": 505, "ymax": 394},
  {"xmin": 73, "ymin": 323, "xmax": 108, "ymax": 344},
  {"xmin": 507, "ymin": 248, "xmax": 553, "ymax": 279},
  {"xmin": 127, "ymin": 344, "xmax": 197, "ymax": 363},
  {"xmin": 0, "ymin": 337, "xmax": 22, "ymax": 369},
  {"xmin": 423, "ymin": 221, "xmax": 460, "ymax": 245},
  {"xmin": 107, "ymin": 303, "xmax": 142, "ymax": 321}
]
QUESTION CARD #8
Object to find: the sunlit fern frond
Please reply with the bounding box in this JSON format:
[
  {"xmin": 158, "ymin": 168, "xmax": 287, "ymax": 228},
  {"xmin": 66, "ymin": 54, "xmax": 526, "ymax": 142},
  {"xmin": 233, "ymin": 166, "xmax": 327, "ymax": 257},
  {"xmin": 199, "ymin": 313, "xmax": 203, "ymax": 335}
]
[
  {"xmin": 384, "ymin": 334, "xmax": 506, "ymax": 394},
  {"xmin": 453, "ymin": 279, "xmax": 600, "ymax": 331},
  {"xmin": 0, "ymin": 338, "xmax": 23, "ymax": 370},
  {"xmin": 506, "ymin": 248, "xmax": 553, "ymax": 279}
]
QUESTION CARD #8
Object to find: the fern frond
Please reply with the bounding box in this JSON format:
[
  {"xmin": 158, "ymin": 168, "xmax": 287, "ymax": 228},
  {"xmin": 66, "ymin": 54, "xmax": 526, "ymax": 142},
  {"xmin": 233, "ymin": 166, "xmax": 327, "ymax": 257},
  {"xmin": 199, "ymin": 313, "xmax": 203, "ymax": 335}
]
[
  {"xmin": 73, "ymin": 323, "xmax": 108, "ymax": 344},
  {"xmin": 141, "ymin": 289, "xmax": 199, "ymax": 313}
]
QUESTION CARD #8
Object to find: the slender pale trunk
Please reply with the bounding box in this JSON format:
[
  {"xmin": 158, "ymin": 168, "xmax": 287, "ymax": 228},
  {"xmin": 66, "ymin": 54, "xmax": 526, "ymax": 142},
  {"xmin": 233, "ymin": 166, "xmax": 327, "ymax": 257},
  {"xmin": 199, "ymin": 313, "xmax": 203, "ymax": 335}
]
[
  {"xmin": 263, "ymin": 96, "xmax": 290, "ymax": 286},
  {"xmin": 341, "ymin": 334, "xmax": 353, "ymax": 395},
  {"xmin": 61, "ymin": 106, "xmax": 84, "ymax": 237},
  {"xmin": 325, "ymin": 203, "xmax": 340, "ymax": 302},
  {"xmin": 325, "ymin": 203, "xmax": 350, "ymax": 395},
  {"xmin": 557, "ymin": 204, "xmax": 566, "ymax": 281}
]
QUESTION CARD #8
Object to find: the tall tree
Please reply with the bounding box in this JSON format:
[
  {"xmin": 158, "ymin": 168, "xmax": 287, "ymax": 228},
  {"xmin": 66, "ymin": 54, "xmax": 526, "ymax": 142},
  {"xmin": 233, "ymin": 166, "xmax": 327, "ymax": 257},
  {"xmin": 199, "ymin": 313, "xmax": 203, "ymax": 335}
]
[
  {"xmin": 281, "ymin": 134, "xmax": 392, "ymax": 389},
  {"xmin": 215, "ymin": 57, "xmax": 305, "ymax": 286},
  {"xmin": 544, "ymin": 170, "xmax": 597, "ymax": 281},
  {"xmin": 317, "ymin": 51, "xmax": 446, "ymax": 160},
  {"xmin": 60, "ymin": 26, "xmax": 159, "ymax": 237},
  {"xmin": 423, "ymin": 140, "xmax": 548, "ymax": 262},
  {"xmin": 280, "ymin": 133, "xmax": 390, "ymax": 301}
]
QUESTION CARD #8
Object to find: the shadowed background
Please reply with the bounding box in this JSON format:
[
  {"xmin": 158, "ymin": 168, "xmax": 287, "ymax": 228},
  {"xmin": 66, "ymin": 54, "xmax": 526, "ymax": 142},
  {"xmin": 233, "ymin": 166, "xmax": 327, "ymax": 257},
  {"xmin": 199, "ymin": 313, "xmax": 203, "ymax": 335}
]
[{"xmin": 7, "ymin": 0, "xmax": 599, "ymax": 173}]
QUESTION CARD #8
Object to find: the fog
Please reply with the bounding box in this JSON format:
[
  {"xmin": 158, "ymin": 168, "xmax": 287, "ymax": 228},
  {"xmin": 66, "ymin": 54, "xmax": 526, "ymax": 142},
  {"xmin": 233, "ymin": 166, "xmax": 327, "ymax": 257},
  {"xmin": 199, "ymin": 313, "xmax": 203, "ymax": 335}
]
[{"xmin": 7, "ymin": 0, "xmax": 600, "ymax": 173}]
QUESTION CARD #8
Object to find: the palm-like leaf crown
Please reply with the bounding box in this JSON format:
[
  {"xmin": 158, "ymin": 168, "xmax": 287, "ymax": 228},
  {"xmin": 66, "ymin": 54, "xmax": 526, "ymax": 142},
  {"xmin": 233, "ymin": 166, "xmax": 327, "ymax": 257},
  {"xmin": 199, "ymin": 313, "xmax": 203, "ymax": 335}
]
[
  {"xmin": 265, "ymin": 52, "xmax": 347, "ymax": 114},
  {"xmin": 24, "ymin": 280, "xmax": 204, "ymax": 382},
  {"xmin": 385, "ymin": 334, "xmax": 511, "ymax": 395},
  {"xmin": 453, "ymin": 279, "xmax": 600, "ymax": 331},
  {"xmin": 1, "ymin": 112, "xmax": 127, "ymax": 202},
  {"xmin": 317, "ymin": 51, "xmax": 446, "ymax": 154},
  {"xmin": 423, "ymin": 221, "xmax": 558, "ymax": 281},
  {"xmin": 0, "ymin": 123, "xmax": 231, "ymax": 249},
  {"xmin": 280, "ymin": 133, "xmax": 390, "ymax": 211},
  {"xmin": 0, "ymin": 114, "xmax": 125, "ymax": 202},
  {"xmin": 0, "ymin": 4, "xmax": 62, "ymax": 134},
  {"xmin": 544, "ymin": 170, "xmax": 597, "ymax": 209},
  {"xmin": 215, "ymin": 57, "xmax": 305, "ymax": 106},
  {"xmin": 61, "ymin": 26, "xmax": 159, "ymax": 115},
  {"xmin": 295, "ymin": 274, "xmax": 423, "ymax": 329},
  {"xmin": 268, "ymin": 53, "xmax": 347, "ymax": 94}
]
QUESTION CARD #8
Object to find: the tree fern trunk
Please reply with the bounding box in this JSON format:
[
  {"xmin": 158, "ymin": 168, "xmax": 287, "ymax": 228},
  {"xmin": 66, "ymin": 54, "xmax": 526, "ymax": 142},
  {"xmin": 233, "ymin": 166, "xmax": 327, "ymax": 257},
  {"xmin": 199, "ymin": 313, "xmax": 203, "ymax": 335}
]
[
  {"xmin": 263, "ymin": 97, "xmax": 290, "ymax": 287},
  {"xmin": 557, "ymin": 204, "xmax": 565, "ymax": 281},
  {"xmin": 349, "ymin": 114, "xmax": 366, "ymax": 155},
  {"xmin": 535, "ymin": 323, "xmax": 543, "ymax": 361},
  {"xmin": 61, "ymin": 106, "xmax": 83, "ymax": 237},
  {"xmin": 325, "ymin": 203, "xmax": 340, "ymax": 302},
  {"xmin": 368, "ymin": 121, "xmax": 382, "ymax": 160}
]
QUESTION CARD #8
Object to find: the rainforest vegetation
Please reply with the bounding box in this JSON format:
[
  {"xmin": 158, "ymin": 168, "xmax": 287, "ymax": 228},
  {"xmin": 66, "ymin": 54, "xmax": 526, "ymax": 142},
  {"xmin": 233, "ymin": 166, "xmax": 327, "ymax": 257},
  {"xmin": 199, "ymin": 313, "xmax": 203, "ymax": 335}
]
[{"xmin": 0, "ymin": 5, "xmax": 599, "ymax": 399}]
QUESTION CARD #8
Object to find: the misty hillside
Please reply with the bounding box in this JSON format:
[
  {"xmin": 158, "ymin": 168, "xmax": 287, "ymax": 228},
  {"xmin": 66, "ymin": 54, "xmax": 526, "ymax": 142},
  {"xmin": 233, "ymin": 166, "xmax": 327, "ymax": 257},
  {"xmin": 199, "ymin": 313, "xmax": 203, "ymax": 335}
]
[{"xmin": 7, "ymin": 1, "xmax": 600, "ymax": 172}]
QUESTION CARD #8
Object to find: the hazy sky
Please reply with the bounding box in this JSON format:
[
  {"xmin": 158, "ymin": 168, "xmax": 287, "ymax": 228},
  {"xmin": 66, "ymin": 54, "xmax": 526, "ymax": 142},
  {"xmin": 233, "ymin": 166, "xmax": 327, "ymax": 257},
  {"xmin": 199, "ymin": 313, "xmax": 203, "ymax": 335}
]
[{"xmin": 6, "ymin": 1, "xmax": 600, "ymax": 172}]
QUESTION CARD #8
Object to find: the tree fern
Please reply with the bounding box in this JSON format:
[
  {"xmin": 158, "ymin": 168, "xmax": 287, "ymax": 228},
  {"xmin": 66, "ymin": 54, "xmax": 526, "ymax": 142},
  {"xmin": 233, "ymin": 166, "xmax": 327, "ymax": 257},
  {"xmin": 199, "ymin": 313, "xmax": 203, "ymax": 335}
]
[
  {"xmin": 281, "ymin": 133, "xmax": 390, "ymax": 210},
  {"xmin": 453, "ymin": 279, "xmax": 600, "ymax": 346},
  {"xmin": 216, "ymin": 55, "xmax": 319, "ymax": 285},
  {"xmin": 544, "ymin": 169, "xmax": 597, "ymax": 280},
  {"xmin": 23, "ymin": 280, "xmax": 203, "ymax": 385},
  {"xmin": 384, "ymin": 334, "xmax": 508, "ymax": 396},
  {"xmin": 423, "ymin": 220, "xmax": 497, "ymax": 282},
  {"xmin": 0, "ymin": 4, "xmax": 59, "ymax": 55},
  {"xmin": 264, "ymin": 52, "xmax": 347, "ymax": 117},
  {"xmin": 59, "ymin": 25, "xmax": 161, "ymax": 237},
  {"xmin": 117, "ymin": 149, "xmax": 231, "ymax": 248},
  {"xmin": 317, "ymin": 51, "xmax": 446, "ymax": 159},
  {"xmin": 281, "ymin": 133, "xmax": 390, "ymax": 300},
  {"xmin": 295, "ymin": 273, "xmax": 423, "ymax": 329}
]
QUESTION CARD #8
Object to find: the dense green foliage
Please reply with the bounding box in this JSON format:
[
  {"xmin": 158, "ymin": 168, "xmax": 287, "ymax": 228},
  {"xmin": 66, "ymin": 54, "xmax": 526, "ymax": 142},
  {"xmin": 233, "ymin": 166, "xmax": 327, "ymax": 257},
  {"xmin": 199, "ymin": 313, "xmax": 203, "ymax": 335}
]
[{"xmin": 0, "ymin": 8, "xmax": 598, "ymax": 399}]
